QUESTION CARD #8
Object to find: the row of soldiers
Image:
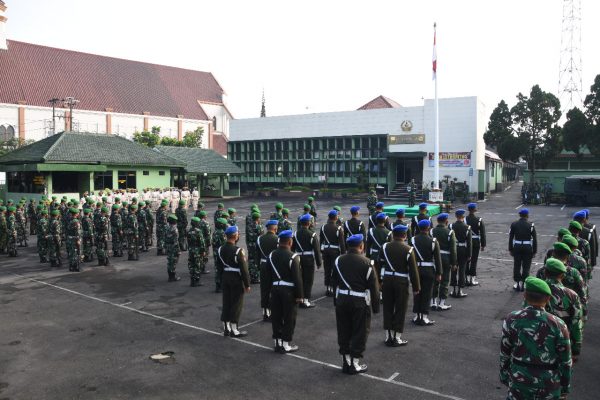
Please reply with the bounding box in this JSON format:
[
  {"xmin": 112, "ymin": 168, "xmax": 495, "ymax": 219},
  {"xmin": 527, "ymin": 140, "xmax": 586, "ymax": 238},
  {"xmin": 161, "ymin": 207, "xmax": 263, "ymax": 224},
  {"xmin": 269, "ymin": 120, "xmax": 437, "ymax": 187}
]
[
  {"xmin": 80, "ymin": 187, "xmax": 204, "ymax": 213},
  {"xmin": 0, "ymin": 198, "xmax": 31, "ymax": 256},
  {"xmin": 500, "ymin": 207, "xmax": 597, "ymax": 399}
]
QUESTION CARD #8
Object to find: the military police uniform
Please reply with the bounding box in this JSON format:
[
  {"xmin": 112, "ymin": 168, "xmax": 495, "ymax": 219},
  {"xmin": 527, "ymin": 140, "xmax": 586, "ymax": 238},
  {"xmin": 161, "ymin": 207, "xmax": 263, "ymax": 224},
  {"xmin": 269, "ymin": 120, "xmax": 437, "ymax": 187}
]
[
  {"xmin": 431, "ymin": 213, "xmax": 456, "ymax": 310},
  {"xmin": 320, "ymin": 210, "xmax": 347, "ymax": 297},
  {"xmin": 508, "ymin": 209, "xmax": 537, "ymax": 291},
  {"xmin": 366, "ymin": 213, "xmax": 392, "ymax": 281},
  {"xmin": 257, "ymin": 220, "xmax": 280, "ymax": 320},
  {"xmin": 344, "ymin": 206, "xmax": 366, "ymax": 244},
  {"xmin": 465, "ymin": 203, "xmax": 485, "ymax": 286},
  {"xmin": 293, "ymin": 214, "xmax": 323, "ymax": 308},
  {"xmin": 392, "ymin": 209, "xmax": 412, "ymax": 242},
  {"xmin": 368, "ymin": 202, "xmax": 391, "ymax": 230},
  {"xmin": 410, "ymin": 203, "xmax": 432, "ymax": 237},
  {"xmin": 449, "ymin": 209, "xmax": 472, "ymax": 298},
  {"xmin": 411, "ymin": 220, "xmax": 442, "ymax": 326}
]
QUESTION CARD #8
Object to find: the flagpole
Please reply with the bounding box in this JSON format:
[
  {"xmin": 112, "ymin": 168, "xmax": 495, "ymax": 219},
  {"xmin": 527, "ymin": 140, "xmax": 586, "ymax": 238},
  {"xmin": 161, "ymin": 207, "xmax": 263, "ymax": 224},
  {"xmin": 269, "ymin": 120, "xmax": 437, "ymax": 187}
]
[{"xmin": 433, "ymin": 22, "xmax": 439, "ymax": 191}]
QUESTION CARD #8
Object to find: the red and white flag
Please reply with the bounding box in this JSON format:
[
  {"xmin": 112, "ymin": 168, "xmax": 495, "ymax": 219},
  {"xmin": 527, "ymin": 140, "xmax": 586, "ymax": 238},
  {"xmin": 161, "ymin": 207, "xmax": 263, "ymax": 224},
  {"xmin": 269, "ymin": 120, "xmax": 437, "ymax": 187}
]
[{"xmin": 432, "ymin": 23, "xmax": 437, "ymax": 80}]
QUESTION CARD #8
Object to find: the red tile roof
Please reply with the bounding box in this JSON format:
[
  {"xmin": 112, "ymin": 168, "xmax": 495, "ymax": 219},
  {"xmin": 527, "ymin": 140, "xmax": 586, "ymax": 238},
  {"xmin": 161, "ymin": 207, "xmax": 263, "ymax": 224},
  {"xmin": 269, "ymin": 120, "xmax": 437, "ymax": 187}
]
[
  {"xmin": 211, "ymin": 132, "xmax": 228, "ymax": 156},
  {"xmin": 0, "ymin": 40, "xmax": 225, "ymax": 120},
  {"xmin": 357, "ymin": 95, "xmax": 402, "ymax": 110}
]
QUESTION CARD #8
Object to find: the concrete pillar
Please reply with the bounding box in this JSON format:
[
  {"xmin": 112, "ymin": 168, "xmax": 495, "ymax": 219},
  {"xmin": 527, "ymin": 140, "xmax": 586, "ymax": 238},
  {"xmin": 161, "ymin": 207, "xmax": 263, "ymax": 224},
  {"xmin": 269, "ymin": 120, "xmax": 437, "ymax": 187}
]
[
  {"xmin": 219, "ymin": 176, "xmax": 224, "ymax": 197},
  {"xmin": 143, "ymin": 112, "xmax": 150, "ymax": 131},
  {"xmin": 64, "ymin": 110, "xmax": 71, "ymax": 132},
  {"xmin": 177, "ymin": 115, "xmax": 184, "ymax": 141},
  {"xmin": 105, "ymin": 108, "xmax": 113, "ymax": 134},
  {"xmin": 17, "ymin": 101, "xmax": 26, "ymax": 141}
]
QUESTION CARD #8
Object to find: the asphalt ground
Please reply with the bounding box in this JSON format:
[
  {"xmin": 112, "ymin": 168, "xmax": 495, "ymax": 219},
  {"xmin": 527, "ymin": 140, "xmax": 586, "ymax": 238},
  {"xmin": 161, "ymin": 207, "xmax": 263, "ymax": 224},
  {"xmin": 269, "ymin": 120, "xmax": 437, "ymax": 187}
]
[{"xmin": 1, "ymin": 182, "xmax": 599, "ymax": 400}]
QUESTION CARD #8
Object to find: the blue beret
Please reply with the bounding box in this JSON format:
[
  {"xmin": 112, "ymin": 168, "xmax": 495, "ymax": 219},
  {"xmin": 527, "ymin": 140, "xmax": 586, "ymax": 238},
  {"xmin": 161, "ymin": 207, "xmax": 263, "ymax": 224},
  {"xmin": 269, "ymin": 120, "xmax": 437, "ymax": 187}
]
[
  {"xmin": 376, "ymin": 212, "xmax": 387, "ymax": 221},
  {"xmin": 395, "ymin": 208, "xmax": 405, "ymax": 216},
  {"xmin": 519, "ymin": 208, "xmax": 529, "ymax": 216},
  {"xmin": 328, "ymin": 210, "xmax": 338, "ymax": 218},
  {"xmin": 225, "ymin": 226, "xmax": 238, "ymax": 236},
  {"xmin": 278, "ymin": 230, "xmax": 293, "ymax": 239},
  {"xmin": 299, "ymin": 214, "xmax": 312, "ymax": 223},
  {"xmin": 455, "ymin": 209, "xmax": 466, "ymax": 216},
  {"xmin": 266, "ymin": 219, "xmax": 279, "ymax": 227},
  {"xmin": 393, "ymin": 224, "xmax": 408, "ymax": 233},
  {"xmin": 573, "ymin": 211, "xmax": 586, "ymax": 220},
  {"xmin": 350, "ymin": 206, "xmax": 360, "ymax": 214},
  {"xmin": 376, "ymin": 202, "xmax": 385, "ymax": 208},
  {"xmin": 583, "ymin": 209, "xmax": 590, "ymax": 218},
  {"xmin": 467, "ymin": 203, "xmax": 477, "ymax": 210},
  {"xmin": 418, "ymin": 219, "xmax": 431, "ymax": 229},
  {"xmin": 437, "ymin": 213, "xmax": 449, "ymax": 221},
  {"xmin": 419, "ymin": 202, "xmax": 428, "ymax": 209},
  {"xmin": 347, "ymin": 234, "xmax": 364, "ymax": 246}
]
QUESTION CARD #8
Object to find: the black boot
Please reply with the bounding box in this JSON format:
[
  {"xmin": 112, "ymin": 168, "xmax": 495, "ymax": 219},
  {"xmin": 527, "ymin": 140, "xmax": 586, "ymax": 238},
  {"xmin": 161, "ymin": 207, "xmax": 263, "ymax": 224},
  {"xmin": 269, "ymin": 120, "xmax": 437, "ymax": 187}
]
[
  {"xmin": 104, "ymin": 257, "xmax": 110, "ymax": 266},
  {"xmin": 342, "ymin": 355, "xmax": 351, "ymax": 374},
  {"xmin": 98, "ymin": 258, "xmax": 103, "ymax": 266},
  {"xmin": 168, "ymin": 271, "xmax": 181, "ymax": 282},
  {"xmin": 157, "ymin": 249, "xmax": 164, "ymax": 256}
]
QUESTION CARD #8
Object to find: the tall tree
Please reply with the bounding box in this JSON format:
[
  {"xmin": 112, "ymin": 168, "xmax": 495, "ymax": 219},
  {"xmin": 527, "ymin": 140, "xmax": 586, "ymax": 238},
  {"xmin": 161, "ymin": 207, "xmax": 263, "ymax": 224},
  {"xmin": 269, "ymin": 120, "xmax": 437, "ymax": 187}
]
[
  {"xmin": 0, "ymin": 138, "xmax": 35, "ymax": 157},
  {"xmin": 483, "ymin": 100, "xmax": 512, "ymax": 148},
  {"xmin": 510, "ymin": 85, "xmax": 562, "ymax": 181},
  {"xmin": 583, "ymin": 74, "xmax": 600, "ymax": 157},
  {"xmin": 182, "ymin": 126, "xmax": 204, "ymax": 148},
  {"xmin": 133, "ymin": 130, "xmax": 161, "ymax": 147},
  {"xmin": 562, "ymin": 107, "xmax": 589, "ymax": 157}
]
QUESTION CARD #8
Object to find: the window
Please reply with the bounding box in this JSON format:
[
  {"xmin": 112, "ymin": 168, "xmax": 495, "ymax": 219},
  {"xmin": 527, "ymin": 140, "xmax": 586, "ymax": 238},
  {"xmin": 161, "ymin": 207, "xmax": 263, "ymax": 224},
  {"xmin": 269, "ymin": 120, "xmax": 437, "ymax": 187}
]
[
  {"xmin": 53, "ymin": 171, "xmax": 80, "ymax": 193},
  {"xmin": 94, "ymin": 171, "xmax": 113, "ymax": 190},
  {"xmin": 212, "ymin": 116, "xmax": 217, "ymax": 130},
  {"xmin": 159, "ymin": 170, "xmax": 165, "ymax": 176},
  {"xmin": 143, "ymin": 171, "xmax": 149, "ymax": 176},
  {"xmin": 7, "ymin": 171, "xmax": 46, "ymax": 193},
  {"xmin": 118, "ymin": 170, "xmax": 137, "ymax": 190},
  {"xmin": 0, "ymin": 125, "xmax": 15, "ymax": 142}
]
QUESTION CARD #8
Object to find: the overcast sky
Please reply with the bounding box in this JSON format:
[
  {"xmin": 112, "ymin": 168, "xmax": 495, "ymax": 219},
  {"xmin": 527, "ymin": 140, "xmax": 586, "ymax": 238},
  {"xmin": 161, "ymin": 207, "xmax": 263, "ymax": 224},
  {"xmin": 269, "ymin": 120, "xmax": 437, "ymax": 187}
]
[{"xmin": 5, "ymin": 0, "xmax": 599, "ymax": 119}]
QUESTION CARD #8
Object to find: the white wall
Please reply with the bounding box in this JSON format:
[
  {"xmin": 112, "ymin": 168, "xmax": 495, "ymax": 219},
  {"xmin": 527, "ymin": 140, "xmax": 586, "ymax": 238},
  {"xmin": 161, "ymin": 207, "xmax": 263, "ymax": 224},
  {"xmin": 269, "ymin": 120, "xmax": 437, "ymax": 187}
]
[
  {"xmin": 148, "ymin": 117, "xmax": 178, "ymax": 138},
  {"xmin": 199, "ymin": 102, "xmax": 231, "ymax": 137}
]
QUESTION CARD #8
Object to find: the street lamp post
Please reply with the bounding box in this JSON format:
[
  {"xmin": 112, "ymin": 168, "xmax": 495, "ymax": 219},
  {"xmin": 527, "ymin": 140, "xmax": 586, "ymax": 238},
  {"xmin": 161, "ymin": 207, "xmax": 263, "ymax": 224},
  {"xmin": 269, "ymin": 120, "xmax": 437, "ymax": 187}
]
[{"xmin": 63, "ymin": 97, "xmax": 80, "ymax": 131}]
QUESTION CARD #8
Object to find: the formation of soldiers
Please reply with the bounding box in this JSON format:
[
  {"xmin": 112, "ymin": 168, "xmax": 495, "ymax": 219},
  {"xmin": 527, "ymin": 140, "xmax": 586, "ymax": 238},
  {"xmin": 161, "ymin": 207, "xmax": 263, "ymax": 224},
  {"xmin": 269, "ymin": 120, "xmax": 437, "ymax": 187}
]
[
  {"xmin": 501, "ymin": 207, "xmax": 597, "ymax": 399},
  {"xmin": 521, "ymin": 181, "xmax": 553, "ymax": 206}
]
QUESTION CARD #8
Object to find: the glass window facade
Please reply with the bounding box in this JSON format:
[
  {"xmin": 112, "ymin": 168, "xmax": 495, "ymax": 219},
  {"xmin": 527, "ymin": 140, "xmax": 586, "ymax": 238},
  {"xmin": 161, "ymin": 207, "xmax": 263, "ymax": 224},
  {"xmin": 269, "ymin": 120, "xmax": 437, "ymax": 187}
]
[
  {"xmin": 94, "ymin": 171, "xmax": 113, "ymax": 190},
  {"xmin": 228, "ymin": 135, "xmax": 388, "ymax": 186}
]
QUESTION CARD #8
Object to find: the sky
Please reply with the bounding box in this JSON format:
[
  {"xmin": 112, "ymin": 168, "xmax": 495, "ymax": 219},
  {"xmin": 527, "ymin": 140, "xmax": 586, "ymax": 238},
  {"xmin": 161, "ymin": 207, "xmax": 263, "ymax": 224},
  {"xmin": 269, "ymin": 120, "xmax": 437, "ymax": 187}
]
[{"xmin": 4, "ymin": 0, "xmax": 599, "ymax": 119}]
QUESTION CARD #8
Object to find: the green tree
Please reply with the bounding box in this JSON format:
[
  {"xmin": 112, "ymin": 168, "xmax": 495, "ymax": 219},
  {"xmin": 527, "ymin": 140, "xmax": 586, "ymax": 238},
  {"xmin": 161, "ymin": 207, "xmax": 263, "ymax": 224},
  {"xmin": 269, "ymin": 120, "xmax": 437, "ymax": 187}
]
[
  {"xmin": 182, "ymin": 126, "xmax": 204, "ymax": 148},
  {"xmin": 0, "ymin": 138, "xmax": 35, "ymax": 157},
  {"xmin": 133, "ymin": 130, "xmax": 160, "ymax": 147},
  {"xmin": 583, "ymin": 74, "xmax": 600, "ymax": 157},
  {"xmin": 562, "ymin": 107, "xmax": 589, "ymax": 157},
  {"xmin": 510, "ymin": 84, "xmax": 562, "ymax": 181},
  {"xmin": 159, "ymin": 136, "xmax": 180, "ymax": 147},
  {"xmin": 483, "ymin": 100, "xmax": 512, "ymax": 148}
]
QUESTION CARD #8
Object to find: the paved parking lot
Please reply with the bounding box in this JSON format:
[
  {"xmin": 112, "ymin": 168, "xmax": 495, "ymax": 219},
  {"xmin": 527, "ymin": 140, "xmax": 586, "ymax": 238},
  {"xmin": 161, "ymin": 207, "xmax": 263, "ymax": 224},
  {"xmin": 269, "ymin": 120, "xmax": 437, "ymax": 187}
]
[{"xmin": 1, "ymin": 183, "xmax": 598, "ymax": 399}]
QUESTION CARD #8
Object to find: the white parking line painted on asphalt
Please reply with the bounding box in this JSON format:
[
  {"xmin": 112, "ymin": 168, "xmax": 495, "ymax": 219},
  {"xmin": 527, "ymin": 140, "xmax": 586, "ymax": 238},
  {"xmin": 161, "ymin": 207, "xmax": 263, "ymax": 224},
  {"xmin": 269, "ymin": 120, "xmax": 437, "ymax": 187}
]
[
  {"xmin": 10, "ymin": 274, "xmax": 465, "ymax": 400},
  {"xmin": 388, "ymin": 372, "xmax": 400, "ymax": 381},
  {"xmin": 561, "ymin": 205, "xmax": 566, "ymax": 210},
  {"xmin": 515, "ymin": 204, "xmax": 523, "ymax": 209}
]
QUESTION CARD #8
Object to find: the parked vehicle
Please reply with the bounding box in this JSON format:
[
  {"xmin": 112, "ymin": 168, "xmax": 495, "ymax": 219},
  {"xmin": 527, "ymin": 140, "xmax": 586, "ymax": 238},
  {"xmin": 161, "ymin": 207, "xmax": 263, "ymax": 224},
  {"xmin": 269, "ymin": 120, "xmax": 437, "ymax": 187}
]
[{"xmin": 564, "ymin": 175, "xmax": 600, "ymax": 206}]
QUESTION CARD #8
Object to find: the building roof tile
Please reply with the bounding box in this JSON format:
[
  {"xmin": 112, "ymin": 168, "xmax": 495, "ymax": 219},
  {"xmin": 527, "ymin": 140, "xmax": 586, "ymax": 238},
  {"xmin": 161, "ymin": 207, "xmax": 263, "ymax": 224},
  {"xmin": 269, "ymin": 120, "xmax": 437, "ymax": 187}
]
[
  {"xmin": 357, "ymin": 95, "xmax": 402, "ymax": 110},
  {"xmin": 155, "ymin": 145, "xmax": 241, "ymax": 175}
]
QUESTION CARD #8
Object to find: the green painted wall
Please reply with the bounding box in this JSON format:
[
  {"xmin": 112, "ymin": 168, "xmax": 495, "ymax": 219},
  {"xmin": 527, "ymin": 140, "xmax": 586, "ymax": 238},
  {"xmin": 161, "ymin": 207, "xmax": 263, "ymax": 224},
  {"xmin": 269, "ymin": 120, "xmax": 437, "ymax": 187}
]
[
  {"xmin": 100, "ymin": 166, "xmax": 171, "ymax": 190},
  {"xmin": 523, "ymin": 169, "xmax": 600, "ymax": 193}
]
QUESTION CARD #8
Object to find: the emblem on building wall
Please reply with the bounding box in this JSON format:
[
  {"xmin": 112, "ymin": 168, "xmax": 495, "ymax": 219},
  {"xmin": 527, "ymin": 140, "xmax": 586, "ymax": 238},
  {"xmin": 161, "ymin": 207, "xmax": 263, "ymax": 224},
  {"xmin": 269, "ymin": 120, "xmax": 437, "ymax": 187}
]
[{"xmin": 401, "ymin": 120, "xmax": 413, "ymax": 132}]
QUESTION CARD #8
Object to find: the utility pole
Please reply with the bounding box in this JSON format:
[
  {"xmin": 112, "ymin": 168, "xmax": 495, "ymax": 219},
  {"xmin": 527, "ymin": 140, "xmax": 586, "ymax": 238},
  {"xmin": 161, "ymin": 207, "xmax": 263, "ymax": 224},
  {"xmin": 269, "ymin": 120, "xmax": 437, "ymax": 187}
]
[
  {"xmin": 63, "ymin": 97, "xmax": 80, "ymax": 131},
  {"xmin": 48, "ymin": 98, "xmax": 60, "ymax": 134}
]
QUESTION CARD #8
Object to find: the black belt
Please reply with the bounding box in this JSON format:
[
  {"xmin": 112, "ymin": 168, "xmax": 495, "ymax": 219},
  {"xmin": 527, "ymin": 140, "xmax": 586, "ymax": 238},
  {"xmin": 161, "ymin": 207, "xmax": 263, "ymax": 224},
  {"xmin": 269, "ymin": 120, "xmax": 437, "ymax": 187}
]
[{"xmin": 512, "ymin": 359, "xmax": 558, "ymax": 370}]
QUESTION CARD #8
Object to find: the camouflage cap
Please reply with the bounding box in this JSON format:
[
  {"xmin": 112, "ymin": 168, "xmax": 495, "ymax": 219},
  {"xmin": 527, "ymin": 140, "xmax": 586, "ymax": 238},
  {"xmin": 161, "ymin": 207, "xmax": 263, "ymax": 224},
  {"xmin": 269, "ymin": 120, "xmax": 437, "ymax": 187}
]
[
  {"xmin": 524, "ymin": 277, "xmax": 551, "ymax": 296},
  {"xmin": 545, "ymin": 258, "xmax": 567, "ymax": 273},
  {"xmin": 569, "ymin": 220, "xmax": 582, "ymax": 231},
  {"xmin": 553, "ymin": 242, "xmax": 572, "ymax": 254},
  {"xmin": 562, "ymin": 234, "xmax": 579, "ymax": 248}
]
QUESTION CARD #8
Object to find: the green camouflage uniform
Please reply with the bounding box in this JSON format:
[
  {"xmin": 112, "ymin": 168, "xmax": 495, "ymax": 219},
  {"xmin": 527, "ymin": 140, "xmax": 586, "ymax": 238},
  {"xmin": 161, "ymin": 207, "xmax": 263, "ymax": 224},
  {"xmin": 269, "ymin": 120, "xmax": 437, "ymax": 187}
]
[
  {"xmin": 146, "ymin": 206, "xmax": 154, "ymax": 246},
  {"xmin": 277, "ymin": 217, "xmax": 292, "ymax": 234},
  {"xmin": 246, "ymin": 219, "xmax": 264, "ymax": 283},
  {"xmin": 500, "ymin": 306, "xmax": 572, "ymax": 399},
  {"xmin": 37, "ymin": 215, "xmax": 49, "ymax": 262},
  {"xmin": 156, "ymin": 206, "xmax": 168, "ymax": 254},
  {"xmin": 366, "ymin": 192, "xmax": 378, "ymax": 215},
  {"xmin": 577, "ymin": 236, "xmax": 591, "ymax": 266},
  {"xmin": 96, "ymin": 214, "xmax": 110, "ymax": 265},
  {"xmin": 120, "ymin": 206, "xmax": 130, "ymax": 254},
  {"xmin": 126, "ymin": 212, "xmax": 139, "ymax": 260},
  {"xmin": 176, "ymin": 205, "xmax": 188, "ymax": 251},
  {"xmin": 27, "ymin": 201, "xmax": 37, "ymax": 235},
  {"xmin": 15, "ymin": 207, "xmax": 27, "ymax": 247},
  {"xmin": 0, "ymin": 211, "xmax": 8, "ymax": 254},
  {"xmin": 48, "ymin": 217, "xmax": 62, "ymax": 266},
  {"xmin": 187, "ymin": 222, "xmax": 206, "ymax": 283},
  {"xmin": 199, "ymin": 218, "xmax": 212, "ymax": 272},
  {"xmin": 110, "ymin": 210, "xmax": 124, "ymax": 257},
  {"xmin": 212, "ymin": 225, "xmax": 227, "ymax": 290},
  {"xmin": 165, "ymin": 223, "xmax": 179, "ymax": 273},
  {"xmin": 137, "ymin": 207, "xmax": 148, "ymax": 252},
  {"xmin": 214, "ymin": 209, "xmax": 226, "ymax": 225},
  {"xmin": 7, "ymin": 213, "xmax": 18, "ymax": 256},
  {"xmin": 537, "ymin": 264, "xmax": 588, "ymax": 319},
  {"xmin": 544, "ymin": 279, "xmax": 583, "ymax": 356},
  {"xmin": 81, "ymin": 214, "xmax": 95, "ymax": 261},
  {"xmin": 571, "ymin": 248, "xmax": 592, "ymax": 281},
  {"xmin": 66, "ymin": 217, "xmax": 81, "ymax": 271}
]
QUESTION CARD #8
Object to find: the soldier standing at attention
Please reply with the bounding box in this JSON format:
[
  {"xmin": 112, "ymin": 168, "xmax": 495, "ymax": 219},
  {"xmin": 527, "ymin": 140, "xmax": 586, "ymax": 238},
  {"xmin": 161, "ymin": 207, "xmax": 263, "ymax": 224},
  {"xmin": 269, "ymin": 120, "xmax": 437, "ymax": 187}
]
[
  {"xmin": 246, "ymin": 211, "xmax": 263, "ymax": 284},
  {"xmin": 257, "ymin": 220, "xmax": 280, "ymax": 321},
  {"xmin": 294, "ymin": 214, "xmax": 323, "ymax": 308},
  {"xmin": 366, "ymin": 189, "xmax": 378, "ymax": 216},
  {"xmin": 265, "ymin": 230, "xmax": 304, "ymax": 353},
  {"xmin": 369, "ymin": 202, "xmax": 390, "ymax": 230},
  {"xmin": 567, "ymin": 220, "xmax": 591, "ymax": 266},
  {"xmin": 563, "ymin": 234, "xmax": 591, "ymax": 297},
  {"xmin": 321, "ymin": 210, "xmax": 347, "ymax": 297},
  {"xmin": 127, "ymin": 205, "xmax": 139, "ymax": 261},
  {"xmin": 431, "ymin": 213, "xmax": 456, "ymax": 311},
  {"xmin": 582, "ymin": 209, "xmax": 598, "ymax": 268},
  {"xmin": 15, "ymin": 203, "xmax": 27, "ymax": 247},
  {"xmin": 137, "ymin": 201, "xmax": 148, "ymax": 252},
  {"xmin": 500, "ymin": 277, "xmax": 572, "ymax": 400},
  {"xmin": 212, "ymin": 218, "xmax": 229, "ymax": 293},
  {"xmin": 573, "ymin": 210, "xmax": 596, "ymax": 268},
  {"xmin": 332, "ymin": 234, "xmax": 380, "ymax": 374},
  {"xmin": 227, "ymin": 208, "xmax": 237, "ymax": 226},
  {"xmin": 155, "ymin": 201, "xmax": 167, "ymax": 255},
  {"xmin": 218, "ymin": 226, "xmax": 251, "ymax": 338},
  {"xmin": 411, "ymin": 203, "xmax": 431, "ymax": 237},
  {"xmin": 465, "ymin": 203, "xmax": 485, "ymax": 286},
  {"xmin": 307, "ymin": 196, "xmax": 317, "ymax": 222},
  {"xmin": 0, "ymin": 206, "xmax": 7, "ymax": 254},
  {"xmin": 66, "ymin": 208, "xmax": 82, "ymax": 272},
  {"xmin": 449, "ymin": 209, "xmax": 471, "ymax": 298},
  {"xmin": 81, "ymin": 208, "xmax": 95, "ymax": 262},
  {"xmin": 245, "ymin": 204, "xmax": 259, "ymax": 229},
  {"xmin": 198, "ymin": 211, "xmax": 212, "ymax": 274},
  {"xmin": 96, "ymin": 206, "xmax": 110, "ymax": 266},
  {"xmin": 408, "ymin": 180, "xmax": 416, "ymax": 208},
  {"xmin": 277, "ymin": 208, "xmax": 292, "ymax": 234},
  {"xmin": 333, "ymin": 206, "xmax": 344, "ymax": 229},
  {"xmin": 175, "ymin": 200, "xmax": 188, "ymax": 251},
  {"xmin": 191, "ymin": 188, "xmax": 200, "ymax": 212},
  {"xmin": 194, "ymin": 202, "xmax": 205, "ymax": 218},
  {"xmin": 411, "ymin": 220, "xmax": 442, "ymax": 326},
  {"xmin": 344, "ymin": 206, "xmax": 366, "ymax": 244},
  {"xmin": 297, "ymin": 204, "xmax": 314, "ymax": 232},
  {"xmin": 48, "ymin": 209, "xmax": 62, "ymax": 267},
  {"xmin": 165, "ymin": 214, "xmax": 181, "ymax": 282},
  {"xmin": 187, "ymin": 217, "xmax": 206, "ymax": 287},
  {"xmin": 27, "ymin": 199, "xmax": 37, "ymax": 235},
  {"xmin": 366, "ymin": 213, "xmax": 392, "ymax": 281},
  {"xmin": 270, "ymin": 202, "xmax": 284, "ymax": 222},
  {"xmin": 214, "ymin": 203, "xmax": 226, "ymax": 225},
  {"xmin": 392, "ymin": 208, "xmax": 412, "ymax": 242},
  {"xmin": 120, "ymin": 201, "xmax": 130, "ymax": 255},
  {"xmin": 110, "ymin": 204, "xmax": 123, "ymax": 257},
  {"xmin": 145, "ymin": 201, "xmax": 154, "ymax": 247},
  {"xmin": 37, "ymin": 209, "xmax": 49, "ymax": 263},
  {"xmin": 380, "ymin": 224, "xmax": 420, "ymax": 346},
  {"xmin": 509, "ymin": 209, "xmax": 537, "ymax": 291}
]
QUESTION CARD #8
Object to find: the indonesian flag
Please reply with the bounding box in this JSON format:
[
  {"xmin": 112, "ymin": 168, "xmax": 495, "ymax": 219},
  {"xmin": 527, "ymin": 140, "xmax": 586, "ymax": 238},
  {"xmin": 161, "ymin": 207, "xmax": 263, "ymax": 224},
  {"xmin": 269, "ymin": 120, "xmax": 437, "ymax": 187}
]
[{"xmin": 432, "ymin": 23, "xmax": 437, "ymax": 80}]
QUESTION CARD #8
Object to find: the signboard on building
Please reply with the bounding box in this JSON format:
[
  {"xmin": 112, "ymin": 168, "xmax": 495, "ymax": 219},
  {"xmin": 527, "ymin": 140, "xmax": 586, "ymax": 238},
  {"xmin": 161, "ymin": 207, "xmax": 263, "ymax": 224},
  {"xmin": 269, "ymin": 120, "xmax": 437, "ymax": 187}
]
[
  {"xmin": 32, "ymin": 175, "xmax": 46, "ymax": 185},
  {"xmin": 428, "ymin": 152, "xmax": 471, "ymax": 168},
  {"xmin": 388, "ymin": 134, "xmax": 425, "ymax": 145}
]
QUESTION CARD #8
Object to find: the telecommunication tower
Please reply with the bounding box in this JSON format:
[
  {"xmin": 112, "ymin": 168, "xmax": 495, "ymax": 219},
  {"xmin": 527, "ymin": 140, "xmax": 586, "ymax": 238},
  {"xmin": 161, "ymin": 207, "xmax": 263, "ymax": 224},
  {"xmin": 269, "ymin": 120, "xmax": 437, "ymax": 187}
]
[{"xmin": 558, "ymin": 0, "xmax": 583, "ymax": 113}]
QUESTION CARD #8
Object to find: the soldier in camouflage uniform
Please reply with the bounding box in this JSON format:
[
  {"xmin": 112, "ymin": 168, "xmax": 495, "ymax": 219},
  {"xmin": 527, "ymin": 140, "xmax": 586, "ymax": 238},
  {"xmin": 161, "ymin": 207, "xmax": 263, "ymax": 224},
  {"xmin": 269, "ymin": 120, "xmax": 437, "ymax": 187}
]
[
  {"xmin": 66, "ymin": 208, "xmax": 82, "ymax": 272},
  {"xmin": 568, "ymin": 220, "xmax": 591, "ymax": 266},
  {"xmin": 165, "ymin": 214, "xmax": 181, "ymax": 282},
  {"xmin": 307, "ymin": 196, "xmax": 317, "ymax": 222},
  {"xmin": 214, "ymin": 203, "xmax": 226, "ymax": 225},
  {"xmin": 96, "ymin": 207, "xmax": 110, "ymax": 266},
  {"xmin": 270, "ymin": 203, "xmax": 283, "ymax": 222},
  {"xmin": 246, "ymin": 211, "xmax": 263, "ymax": 283},
  {"xmin": 36, "ymin": 209, "xmax": 49, "ymax": 262},
  {"xmin": 198, "ymin": 210, "xmax": 212, "ymax": 274},
  {"xmin": 194, "ymin": 202, "xmax": 205, "ymax": 219},
  {"xmin": 110, "ymin": 204, "xmax": 124, "ymax": 257},
  {"xmin": 212, "ymin": 217, "xmax": 229, "ymax": 292},
  {"xmin": 6, "ymin": 206, "xmax": 18, "ymax": 257},
  {"xmin": 227, "ymin": 208, "xmax": 237, "ymax": 227},
  {"xmin": 500, "ymin": 276, "xmax": 572, "ymax": 400},
  {"xmin": 127, "ymin": 205, "xmax": 139, "ymax": 261},
  {"xmin": 175, "ymin": 200, "xmax": 188, "ymax": 251},
  {"xmin": 0, "ymin": 206, "xmax": 7, "ymax": 254},
  {"xmin": 333, "ymin": 206, "xmax": 344, "ymax": 229},
  {"xmin": 81, "ymin": 208, "xmax": 95, "ymax": 262},
  {"xmin": 120, "ymin": 202, "xmax": 130, "ymax": 255},
  {"xmin": 277, "ymin": 208, "xmax": 292, "ymax": 234},
  {"xmin": 245, "ymin": 204, "xmax": 259, "ymax": 228},
  {"xmin": 187, "ymin": 217, "xmax": 206, "ymax": 287},
  {"xmin": 48, "ymin": 209, "xmax": 62, "ymax": 267},
  {"xmin": 156, "ymin": 201, "xmax": 169, "ymax": 255},
  {"xmin": 145, "ymin": 201, "xmax": 154, "ymax": 247},
  {"xmin": 93, "ymin": 202, "xmax": 102, "ymax": 241},
  {"xmin": 538, "ymin": 258, "xmax": 583, "ymax": 361},
  {"xmin": 15, "ymin": 203, "xmax": 28, "ymax": 247},
  {"xmin": 366, "ymin": 189, "xmax": 378, "ymax": 216},
  {"xmin": 27, "ymin": 199, "xmax": 37, "ymax": 235},
  {"xmin": 137, "ymin": 201, "xmax": 149, "ymax": 252},
  {"xmin": 564, "ymin": 233, "xmax": 591, "ymax": 287}
]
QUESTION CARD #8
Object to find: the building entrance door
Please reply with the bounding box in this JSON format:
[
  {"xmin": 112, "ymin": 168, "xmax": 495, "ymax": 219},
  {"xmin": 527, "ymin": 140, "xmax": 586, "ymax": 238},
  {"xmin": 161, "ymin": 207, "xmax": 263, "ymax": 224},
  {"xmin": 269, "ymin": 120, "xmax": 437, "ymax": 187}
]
[{"xmin": 395, "ymin": 158, "xmax": 423, "ymax": 184}]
